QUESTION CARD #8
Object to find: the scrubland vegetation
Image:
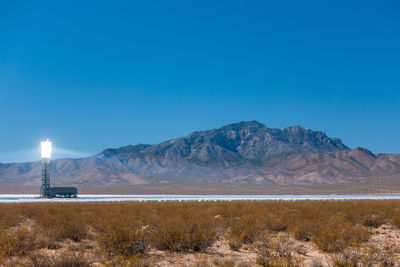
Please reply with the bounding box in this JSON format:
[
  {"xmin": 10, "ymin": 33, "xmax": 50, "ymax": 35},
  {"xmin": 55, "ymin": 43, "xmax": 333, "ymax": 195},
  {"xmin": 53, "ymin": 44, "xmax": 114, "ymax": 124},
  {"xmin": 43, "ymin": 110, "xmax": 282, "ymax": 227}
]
[{"xmin": 1, "ymin": 201, "xmax": 400, "ymax": 266}]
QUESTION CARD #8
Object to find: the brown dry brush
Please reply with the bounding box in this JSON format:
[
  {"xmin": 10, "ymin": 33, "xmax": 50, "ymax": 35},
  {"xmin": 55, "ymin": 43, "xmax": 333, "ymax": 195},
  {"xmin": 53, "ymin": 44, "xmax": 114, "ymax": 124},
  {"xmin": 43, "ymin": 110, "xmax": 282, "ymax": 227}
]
[
  {"xmin": 0, "ymin": 201, "xmax": 400, "ymax": 264},
  {"xmin": 98, "ymin": 218, "xmax": 149, "ymax": 258},
  {"xmin": 227, "ymin": 216, "xmax": 262, "ymax": 250},
  {"xmin": 34, "ymin": 205, "xmax": 89, "ymax": 242},
  {"xmin": 256, "ymin": 233, "xmax": 301, "ymax": 267},
  {"xmin": 330, "ymin": 245, "xmax": 397, "ymax": 267},
  {"xmin": 151, "ymin": 207, "xmax": 218, "ymax": 252},
  {"xmin": 0, "ymin": 228, "xmax": 37, "ymax": 258},
  {"xmin": 29, "ymin": 250, "xmax": 92, "ymax": 267}
]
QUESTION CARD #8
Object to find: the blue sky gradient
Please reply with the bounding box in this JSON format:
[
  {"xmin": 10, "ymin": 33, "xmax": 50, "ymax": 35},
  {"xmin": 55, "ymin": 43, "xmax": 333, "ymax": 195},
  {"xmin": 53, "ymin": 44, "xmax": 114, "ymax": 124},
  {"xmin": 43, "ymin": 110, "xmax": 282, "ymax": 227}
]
[{"xmin": 1, "ymin": 0, "xmax": 400, "ymax": 162}]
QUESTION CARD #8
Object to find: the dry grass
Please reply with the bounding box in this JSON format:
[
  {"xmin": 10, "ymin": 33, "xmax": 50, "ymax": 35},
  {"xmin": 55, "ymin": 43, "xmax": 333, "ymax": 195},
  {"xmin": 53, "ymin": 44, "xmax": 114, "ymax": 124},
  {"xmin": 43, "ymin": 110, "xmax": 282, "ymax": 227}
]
[
  {"xmin": 0, "ymin": 201, "xmax": 400, "ymax": 265},
  {"xmin": 255, "ymin": 233, "xmax": 301, "ymax": 267},
  {"xmin": 227, "ymin": 216, "xmax": 261, "ymax": 250},
  {"xmin": 0, "ymin": 228, "xmax": 37, "ymax": 257},
  {"xmin": 151, "ymin": 212, "xmax": 217, "ymax": 252},
  {"xmin": 98, "ymin": 218, "xmax": 149, "ymax": 257},
  {"xmin": 29, "ymin": 250, "xmax": 92, "ymax": 267}
]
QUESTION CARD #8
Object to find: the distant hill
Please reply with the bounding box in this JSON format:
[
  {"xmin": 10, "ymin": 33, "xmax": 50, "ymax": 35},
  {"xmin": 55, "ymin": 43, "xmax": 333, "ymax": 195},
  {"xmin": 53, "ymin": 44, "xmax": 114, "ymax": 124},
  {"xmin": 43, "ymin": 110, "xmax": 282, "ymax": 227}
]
[{"xmin": 1, "ymin": 121, "xmax": 400, "ymax": 186}]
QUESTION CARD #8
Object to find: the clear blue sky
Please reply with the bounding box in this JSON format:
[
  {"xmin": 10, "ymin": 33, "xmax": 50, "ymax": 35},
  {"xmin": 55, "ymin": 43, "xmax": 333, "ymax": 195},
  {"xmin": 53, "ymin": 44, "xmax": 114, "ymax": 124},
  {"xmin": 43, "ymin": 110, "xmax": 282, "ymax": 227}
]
[{"xmin": 1, "ymin": 0, "xmax": 400, "ymax": 163}]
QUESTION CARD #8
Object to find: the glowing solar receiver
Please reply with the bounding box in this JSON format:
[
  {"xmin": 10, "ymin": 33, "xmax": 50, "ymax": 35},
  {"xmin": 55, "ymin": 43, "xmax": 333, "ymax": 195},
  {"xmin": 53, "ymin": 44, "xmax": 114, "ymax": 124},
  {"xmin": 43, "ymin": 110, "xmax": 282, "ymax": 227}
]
[{"xmin": 41, "ymin": 140, "xmax": 52, "ymax": 159}]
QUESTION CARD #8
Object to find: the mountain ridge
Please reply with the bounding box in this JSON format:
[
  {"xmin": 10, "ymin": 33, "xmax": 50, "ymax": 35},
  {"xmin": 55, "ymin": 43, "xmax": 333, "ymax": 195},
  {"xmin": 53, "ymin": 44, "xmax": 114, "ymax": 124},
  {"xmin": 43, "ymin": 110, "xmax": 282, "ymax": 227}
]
[
  {"xmin": 98, "ymin": 121, "xmax": 349, "ymax": 163},
  {"xmin": 0, "ymin": 121, "xmax": 399, "ymax": 187}
]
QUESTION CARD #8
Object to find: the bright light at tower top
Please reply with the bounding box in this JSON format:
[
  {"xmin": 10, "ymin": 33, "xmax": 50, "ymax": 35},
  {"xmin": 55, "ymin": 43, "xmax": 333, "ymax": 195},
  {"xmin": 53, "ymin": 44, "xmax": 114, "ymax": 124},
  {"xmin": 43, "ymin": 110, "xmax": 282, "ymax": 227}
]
[{"xmin": 41, "ymin": 139, "xmax": 52, "ymax": 159}]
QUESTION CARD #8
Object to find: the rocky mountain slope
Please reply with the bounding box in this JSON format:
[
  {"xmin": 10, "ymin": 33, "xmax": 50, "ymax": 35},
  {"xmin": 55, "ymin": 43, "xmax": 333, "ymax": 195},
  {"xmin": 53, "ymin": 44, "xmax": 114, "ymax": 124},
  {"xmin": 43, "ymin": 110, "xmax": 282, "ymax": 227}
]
[{"xmin": 1, "ymin": 121, "xmax": 400, "ymax": 186}]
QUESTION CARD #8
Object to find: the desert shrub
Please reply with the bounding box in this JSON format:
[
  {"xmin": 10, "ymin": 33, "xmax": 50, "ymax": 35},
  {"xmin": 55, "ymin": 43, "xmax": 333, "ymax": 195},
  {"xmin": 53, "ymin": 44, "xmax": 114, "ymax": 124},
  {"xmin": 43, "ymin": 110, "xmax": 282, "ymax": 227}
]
[
  {"xmin": 332, "ymin": 246, "xmax": 384, "ymax": 267},
  {"xmin": 227, "ymin": 238, "xmax": 242, "ymax": 251},
  {"xmin": 266, "ymin": 216, "xmax": 288, "ymax": 233},
  {"xmin": 152, "ymin": 211, "xmax": 217, "ymax": 252},
  {"xmin": 313, "ymin": 221, "xmax": 369, "ymax": 253},
  {"xmin": 363, "ymin": 214, "xmax": 386, "ymax": 228},
  {"xmin": 237, "ymin": 262, "xmax": 253, "ymax": 267},
  {"xmin": 2, "ymin": 204, "xmax": 39, "ymax": 229},
  {"xmin": 107, "ymin": 255, "xmax": 149, "ymax": 267},
  {"xmin": 332, "ymin": 248, "xmax": 361, "ymax": 267},
  {"xmin": 98, "ymin": 219, "xmax": 149, "ymax": 258},
  {"xmin": 369, "ymin": 244, "xmax": 398, "ymax": 267},
  {"xmin": 193, "ymin": 257, "xmax": 212, "ymax": 267},
  {"xmin": 227, "ymin": 216, "xmax": 261, "ymax": 250},
  {"xmin": 35, "ymin": 208, "xmax": 88, "ymax": 242},
  {"xmin": 214, "ymin": 258, "xmax": 236, "ymax": 267},
  {"xmin": 256, "ymin": 234, "xmax": 300, "ymax": 267},
  {"xmin": 256, "ymin": 256, "xmax": 299, "ymax": 267},
  {"xmin": 29, "ymin": 251, "xmax": 92, "ymax": 267},
  {"xmin": 1, "ymin": 200, "xmax": 400, "ymax": 265},
  {"xmin": 391, "ymin": 215, "xmax": 400, "ymax": 229},
  {"xmin": 0, "ymin": 228, "xmax": 37, "ymax": 258},
  {"xmin": 293, "ymin": 223, "xmax": 312, "ymax": 242}
]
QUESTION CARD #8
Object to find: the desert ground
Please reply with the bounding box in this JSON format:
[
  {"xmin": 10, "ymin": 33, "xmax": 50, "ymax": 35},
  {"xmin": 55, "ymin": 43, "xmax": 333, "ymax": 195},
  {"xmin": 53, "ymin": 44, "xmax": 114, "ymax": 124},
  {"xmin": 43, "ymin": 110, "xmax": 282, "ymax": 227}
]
[
  {"xmin": 1, "ymin": 201, "xmax": 400, "ymax": 266},
  {"xmin": 2, "ymin": 177, "xmax": 400, "ymax": 195}
]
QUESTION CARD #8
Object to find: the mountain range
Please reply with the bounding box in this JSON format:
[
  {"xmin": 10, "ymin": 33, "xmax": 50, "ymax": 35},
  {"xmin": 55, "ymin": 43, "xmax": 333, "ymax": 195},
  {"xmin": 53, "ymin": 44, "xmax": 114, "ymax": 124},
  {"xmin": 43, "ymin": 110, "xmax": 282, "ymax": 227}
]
[{"xmin": 1, "ymin": 121, "xmax": 400, "ymax": 187}]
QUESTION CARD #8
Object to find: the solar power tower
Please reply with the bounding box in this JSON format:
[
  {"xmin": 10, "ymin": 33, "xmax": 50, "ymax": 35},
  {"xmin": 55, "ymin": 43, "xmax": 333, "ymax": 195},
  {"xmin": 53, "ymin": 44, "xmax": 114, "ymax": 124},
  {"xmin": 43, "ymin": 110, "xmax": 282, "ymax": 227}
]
[{"xmin": 40, "ymin": 139, "xmax": 52, "ymax": 198}]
